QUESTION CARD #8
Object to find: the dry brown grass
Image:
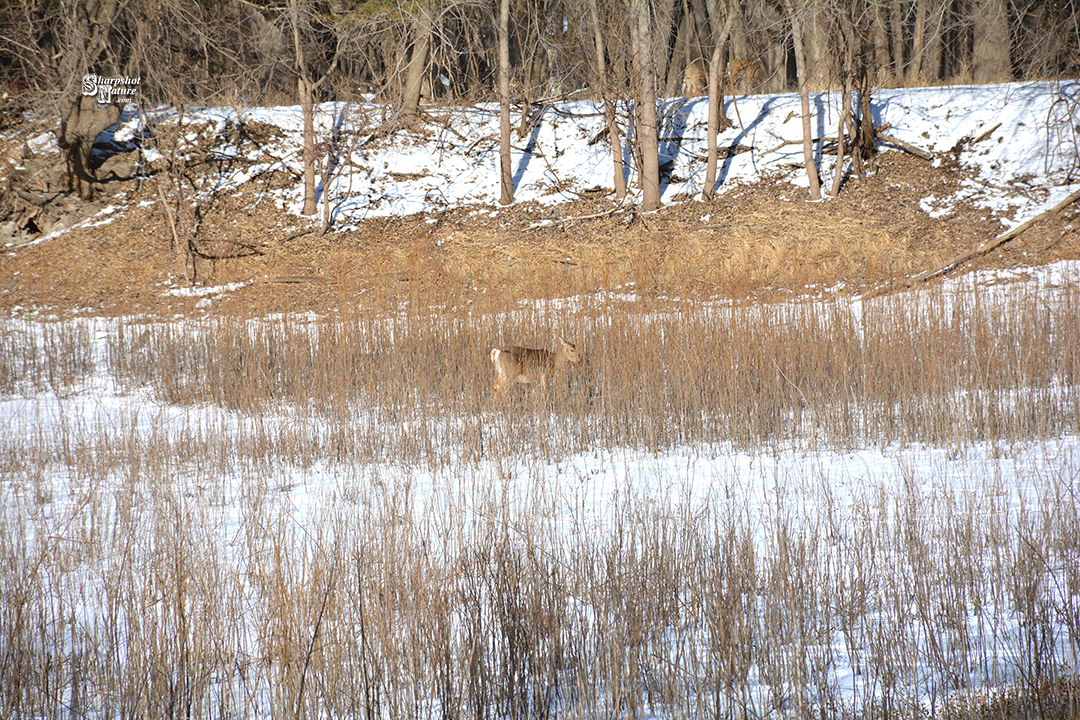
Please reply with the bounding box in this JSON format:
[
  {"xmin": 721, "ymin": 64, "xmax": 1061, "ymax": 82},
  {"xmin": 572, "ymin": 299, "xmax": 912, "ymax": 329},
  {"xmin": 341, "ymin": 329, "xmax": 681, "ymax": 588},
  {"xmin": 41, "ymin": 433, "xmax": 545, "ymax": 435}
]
[
  {"xmin": 3, "ymin": 151, "xmax": 1078, "ymax": 317},
  {"xmin": 64, "ymin": 276, "xmax": 1073, "ymax": 456},
  {"xmin": 1, "ymin": 421, "xmax": 1077, "ymax": 719}
]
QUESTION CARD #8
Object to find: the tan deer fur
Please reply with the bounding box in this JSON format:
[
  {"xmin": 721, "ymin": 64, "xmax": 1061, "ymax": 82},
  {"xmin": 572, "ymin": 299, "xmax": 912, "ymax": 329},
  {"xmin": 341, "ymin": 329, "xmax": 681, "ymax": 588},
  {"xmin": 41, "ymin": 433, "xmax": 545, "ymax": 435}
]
[
  {"xmin": 683, "ymin": 59, "xmax": 707, "ymax": 96},
  {"xmin": 727, "ymin": 58, "xmax": 765, "ymax": 94},
  {"xmin": 684, "ymin": 57, "xmax": 765, "ymax": 97},
  {"xmin": 490, "ymin": 336, "xmax": 581, "ymax": 398}
]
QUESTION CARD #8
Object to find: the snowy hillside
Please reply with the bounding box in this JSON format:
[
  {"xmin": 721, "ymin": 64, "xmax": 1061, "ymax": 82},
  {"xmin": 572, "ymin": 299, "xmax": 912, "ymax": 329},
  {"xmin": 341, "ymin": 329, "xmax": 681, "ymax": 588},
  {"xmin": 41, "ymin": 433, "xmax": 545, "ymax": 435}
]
[{"xmin": 103, "ymin": 81, "xmax": 1078, "ymax": 229}]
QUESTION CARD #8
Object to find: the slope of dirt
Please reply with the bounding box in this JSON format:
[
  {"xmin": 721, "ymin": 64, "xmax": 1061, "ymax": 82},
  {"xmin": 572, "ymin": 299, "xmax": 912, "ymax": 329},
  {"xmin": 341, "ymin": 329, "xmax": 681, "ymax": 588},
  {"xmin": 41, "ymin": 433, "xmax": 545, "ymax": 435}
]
[{"xmin": 2, "ymin": 147, "xmax": 1079, "ymax": 318}]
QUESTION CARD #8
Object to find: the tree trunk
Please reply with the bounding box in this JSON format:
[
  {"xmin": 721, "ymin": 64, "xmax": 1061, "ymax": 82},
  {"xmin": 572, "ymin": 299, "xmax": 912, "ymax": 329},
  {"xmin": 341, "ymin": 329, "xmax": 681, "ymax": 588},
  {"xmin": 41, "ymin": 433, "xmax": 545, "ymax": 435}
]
[
  {"xmin": 630, "ymin": 0, "xmax": 661, "ymax": 212},
  {"xmin": 289, "ymin": 0, "xmax": 318, "ymax": 216},
  {"xmin": 298, "ymin": 76, "xmax": 318, "ymax": 216},
  {"xmin": 873, "ymin": 2, "xmax": 892, "ymax": 85},
  {"xmin": 55, "ymin": 0, "xmax": 122, "ymax": 202},
  {"xmin": 403, "ymin": 1, "xmax": 433, "ymax": 123},
  {"xmin": 651, "ymin": 0, "xmax": 678, "ymax": 100},
  {"xmin": 972, "ymin": 0, "xmax": 1011, "ymax": 83},
  {"xmin": 57, "ymin": 96, "xmax": 121, "ymax": 201},
  {"xmin": 829, "ymin": 91, "xmax": 849, "ymax": 196},
  {"xmin": 760, "ymin": 2, "xmax": 787, "ymax": 92},
  {"xmin": 498, "ymin": 0, "xmax": 513, "ymax": 205},
  {"xmin": 691, "ymin": 0, "xmax": 711, "ymax": 58},
  {"xmin": 703, "ymin": 0, "xmax": 735, "ymax": 201},
  {"xmin": 857, "ymin": 67, "xmax": 875, "ymax": 165},
  {"xmin": 848, "ymin": 9, "xmax": 874, "ymax": 178},
  {"xmin": 922, "ymin": 0, "xmax": 944, "ymax": 83},
  {"xmin": 785, "ymin": 0, "xmax": 821, "ymax": 200},
  {"xmin": 830, "ymin": 13, "xmax": 856, "ymax": 196},
  {"xmin": 588, "ymin": 0, "xmax": 627, "ymax": 200},
  {"xmin": 805, "ymin": 7, "xmax": 828, "ymax": 90},
  {"xmin": 730, "ymin": 3, "xmax": 751, "ymax": 65},
  {"xmin": 890, "ymin": 0, "xmax": 905, "ymax": 84},
  {"xmin": 908, "ymin": 0, "xmax": 928, "ymax": 84},
  {"xmin": 665, "ymin": 10, "xmax": 692, "ymax": 98},
  {"xmin": 156, "ymin": 104, "xmax": 193, "ymax": 285}
]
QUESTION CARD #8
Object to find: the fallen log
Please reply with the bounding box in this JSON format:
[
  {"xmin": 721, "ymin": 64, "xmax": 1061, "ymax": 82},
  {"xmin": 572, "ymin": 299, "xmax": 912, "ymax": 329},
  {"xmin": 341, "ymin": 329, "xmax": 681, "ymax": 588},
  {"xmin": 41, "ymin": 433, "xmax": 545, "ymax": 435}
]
[
  {"xmin": 861, "ymin": 186, "xmax": 1080, "ymax": 300},
  {"xmin": 914, "ymin": 186, "xmax": 1080, "ymax": 283},
  {"xmin": 877, "ymin": 131, "xmax": 932, "ymax": 160}
]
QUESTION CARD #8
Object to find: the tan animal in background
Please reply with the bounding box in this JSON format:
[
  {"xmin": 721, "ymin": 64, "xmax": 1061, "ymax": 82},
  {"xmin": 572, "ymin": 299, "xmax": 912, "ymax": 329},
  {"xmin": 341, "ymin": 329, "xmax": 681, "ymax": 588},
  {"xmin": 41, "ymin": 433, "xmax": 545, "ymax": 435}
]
[
  {"xmin": 727, "ymin": 58, "xmax": 765, "ymax": 94},
  {"xmin": 490, "ymin": 336, "xmax": 581, "ymax": 398},
  {"xmin": 684, "ymin": 57, "xmax": 766, "ymax": 97},
  {"xmin": 683, "ymin": 59, "xmax": 708, "ymax": 96}
]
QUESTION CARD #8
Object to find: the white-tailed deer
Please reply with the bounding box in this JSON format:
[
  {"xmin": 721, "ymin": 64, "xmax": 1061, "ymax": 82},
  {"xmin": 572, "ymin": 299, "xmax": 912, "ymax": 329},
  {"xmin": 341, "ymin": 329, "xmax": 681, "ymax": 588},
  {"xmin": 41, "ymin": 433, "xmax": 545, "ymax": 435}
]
[
  {"xmin": 727, "ymin": 58, "xmax": 765, "ymax": 94},
  {"xmin": 683, "ymin": 59, "xmax": 707, "ymax": 97},
  {"xmin": 490, "ymin": 336, "xmax": 581, "ymax": 399},
  {"xmin": 685, "ymin": 57, "xmax": 765, "ymax": 96}
]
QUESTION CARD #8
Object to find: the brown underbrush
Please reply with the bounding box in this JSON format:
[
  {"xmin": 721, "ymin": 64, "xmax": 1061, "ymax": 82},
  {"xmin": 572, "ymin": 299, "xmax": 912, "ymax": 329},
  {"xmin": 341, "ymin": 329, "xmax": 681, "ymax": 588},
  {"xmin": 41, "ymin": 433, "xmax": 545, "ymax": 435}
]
[{"xmin": 2, "ymin": 150, "xmax": 1079, "ymax": 316}]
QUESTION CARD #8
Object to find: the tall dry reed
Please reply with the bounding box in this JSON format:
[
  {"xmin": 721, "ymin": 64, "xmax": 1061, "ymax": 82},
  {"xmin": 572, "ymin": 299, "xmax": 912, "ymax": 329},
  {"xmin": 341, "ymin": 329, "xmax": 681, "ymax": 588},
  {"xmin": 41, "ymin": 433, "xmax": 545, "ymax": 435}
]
[{"xmin": 1, "ymin": 279, "xmax": 1078, "ymax": 719}]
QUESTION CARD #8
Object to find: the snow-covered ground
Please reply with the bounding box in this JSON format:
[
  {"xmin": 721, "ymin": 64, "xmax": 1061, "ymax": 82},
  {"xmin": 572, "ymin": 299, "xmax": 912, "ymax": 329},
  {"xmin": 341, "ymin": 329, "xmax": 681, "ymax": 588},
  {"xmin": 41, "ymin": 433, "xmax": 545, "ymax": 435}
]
[
  {"xmin": 3, "ymin": 82, "xmax": 1079, "ymax": 717},
  {"xmin": 95, "ymin": 80, "xmax": 1077, "ymax": 230}
]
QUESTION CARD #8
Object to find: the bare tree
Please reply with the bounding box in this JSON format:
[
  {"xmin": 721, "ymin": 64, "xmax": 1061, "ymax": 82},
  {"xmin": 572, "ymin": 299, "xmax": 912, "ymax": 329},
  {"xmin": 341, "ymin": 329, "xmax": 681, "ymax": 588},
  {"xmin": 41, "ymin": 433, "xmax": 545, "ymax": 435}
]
[
  {"xmin": 152, "ymin": 102, "xmax": 194, "ymax": 284},
  {"xmin": 588, "ymin": 0, "xmax": 628, "ymax": 200},
  {"xmin": 1013, "ymin": 1, "xmax": 1080, "ymax": 79},
  {"xmin": 702, "ymin": 0, "xmax": 735, "ymax": 200},
  {"xmin": 286, "ymin": 0, "xmax": 344, "ymax": 217},
  {"xmin": 905, "ymin": 0, "xmax": 947, "ymax": 84},
  {"xmin": 871, "ymin": 1, "xmax": 892, "ymax": 84},
  {"xmin": 888, "ymin": 0, "xmax": 905, "ymax": 84},
  {"xmin": 664, "ymin": 0, "xmax": 693, "ymax": 97},
  {"xmin": 629, "ymin": 0, "xmax": 661, "ymax": 212},
  {"xmin": 511, "ymin": 0, "xmax": 557, "ymax": 128},
  {"xmin": 499, "ymin": 0, "xmax": 514, "ymax": 205},
  {"xmin": 908, "ymin": 0, "xmax": 928, "ymax": 83},
  {"xmin": 783, "ymin": 0, "xmax": 822, "ymax": 200},
  {"xmin": 402, "ymin": 0, "xmax": 435, "ymax": 122},
  {"xmin": 818, "ymin": 0, "xmax": 878, "ymax": 193},
  {"xmin": 52, "ymin": 0, "xmax": 124, "ymax": 201},
  {"xmin": 971, "ymin": 0, "xmax": 1012, "ymax": 83},
  {"xmin": 648, "ymin": 0, "xmax": 678, "ymax": 96}
]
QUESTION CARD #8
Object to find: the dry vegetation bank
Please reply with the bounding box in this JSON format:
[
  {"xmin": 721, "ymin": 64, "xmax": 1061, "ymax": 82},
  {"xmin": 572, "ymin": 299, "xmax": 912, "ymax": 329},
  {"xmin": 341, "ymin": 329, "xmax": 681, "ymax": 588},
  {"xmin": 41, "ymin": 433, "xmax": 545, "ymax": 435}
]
[{"xmin": 2, "ymin": 149, "xmax": 1079, "ymax": 317}]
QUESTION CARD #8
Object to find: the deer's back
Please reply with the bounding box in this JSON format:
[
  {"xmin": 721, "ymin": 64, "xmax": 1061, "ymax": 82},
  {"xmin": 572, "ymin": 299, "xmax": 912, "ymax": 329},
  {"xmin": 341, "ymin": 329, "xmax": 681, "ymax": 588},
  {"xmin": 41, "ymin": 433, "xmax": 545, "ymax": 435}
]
[{"xmin": 494, "ymin": 346, "xmax": 555, "ymax": 378}]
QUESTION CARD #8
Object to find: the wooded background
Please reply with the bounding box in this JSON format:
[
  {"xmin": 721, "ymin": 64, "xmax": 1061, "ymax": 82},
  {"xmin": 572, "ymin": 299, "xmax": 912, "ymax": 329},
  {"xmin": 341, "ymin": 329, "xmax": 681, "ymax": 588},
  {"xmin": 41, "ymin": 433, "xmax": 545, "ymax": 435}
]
[
  {"xmin": 1, "ymin": 1, "xmax": 1077, "ymax": 216},
  {"xmin": 2, "ymin": 1, "xmax": 1076, "ymax": 113}
]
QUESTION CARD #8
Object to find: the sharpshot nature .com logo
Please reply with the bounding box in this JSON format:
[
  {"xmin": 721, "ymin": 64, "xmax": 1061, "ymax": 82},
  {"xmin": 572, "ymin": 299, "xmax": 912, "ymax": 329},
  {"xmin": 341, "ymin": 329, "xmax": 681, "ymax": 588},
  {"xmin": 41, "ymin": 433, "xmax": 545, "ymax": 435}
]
[{"xmin": 82, "ymin": 74, "xmax": 140, "ymax": 105}]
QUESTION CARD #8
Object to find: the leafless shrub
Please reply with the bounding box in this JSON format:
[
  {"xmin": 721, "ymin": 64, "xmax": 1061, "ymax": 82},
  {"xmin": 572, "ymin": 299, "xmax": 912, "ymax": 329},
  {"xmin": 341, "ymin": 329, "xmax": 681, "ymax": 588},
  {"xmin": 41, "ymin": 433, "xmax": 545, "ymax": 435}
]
[{"xmin": 1046, "ymin": 83, "xmax": 1080, "ymax": 181}]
